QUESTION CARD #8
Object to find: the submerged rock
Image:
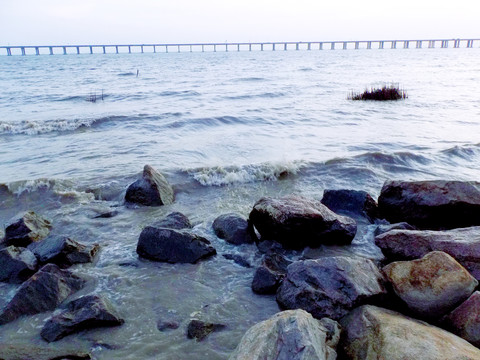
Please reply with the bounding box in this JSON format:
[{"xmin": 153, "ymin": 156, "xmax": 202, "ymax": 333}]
[
  {"xmin": 4, "ymin": 211, "xmax": 52, "ymax": 247},
  {"xmin": 383, "ymin": 251, "xmax": 478, "ymax": 318},
  {"xmin": 378, "ymin": 180, "xmax": 480, "ymax": 229},
  {"xmin": 251, "ymin": 253, "xmax": 292, "ymax": 295},
  {"xmin": 0, "ymin": 263, "xmax": 85, "ymax": 325},
  {"xmin": 443, "ymin": 291, "xmax": 480, "ymax": 347},
  {"xmin": 223, "ymin": 253, "xmax": 251, "ymax": 268},
  {"xmin": 0, "ymin": 245, "xmax": 38, "ymax": 283},
  {"xmin": 229, "ymin": 309, "xmax": 341, "ymax": 360},
  {"xmin": 213, "ymin": 213, "xmax": 256, "ymax": 245},
  {"xmin": 125, "ymin": 165, "xmax": 174, "ymax": 206},
  {"xmin": 321, "ymin": 189, "xmax": 379, "ymax": 223},
  {"xmin": 152, "ymin": 211, "xmax": 192, "ymax": 230},
  {"xmin": 276, "ymin": 256, "xmax": 387, "ymax": 320},
  {"xmin": 339, "ymin": 305, "xmax": 480, "ymax": 360},
  {"xmin": 41, "ymin": 295, "xmax": 124, "ymax": 342},
  {"xmin": 249, "ymin": 195, "xmax": 357, "ymax": 249},
  {"xmin": 186, "ymin": 319, "xmax": 226, "ymax": 341},
  {"xmin": 0, "ymin": 343, "xmax": 92, "ymax": 360},
  {"xmin": 374, "ymin": 221, "xmax": 417, "ymax": 236},
  {"xmin": 136, "ymin": 226, "xmax": 216, "ymax": 263}
]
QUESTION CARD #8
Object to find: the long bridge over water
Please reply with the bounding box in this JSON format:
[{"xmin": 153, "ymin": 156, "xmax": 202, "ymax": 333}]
[{"xmin": 1, "ymin": 38, "xmax": 478, "ymax": 56}]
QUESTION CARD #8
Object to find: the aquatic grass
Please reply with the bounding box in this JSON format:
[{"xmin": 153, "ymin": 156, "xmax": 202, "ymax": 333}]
[{"xmin": 348, "ymin": 84, "xmax": 407, "ymax": 101}]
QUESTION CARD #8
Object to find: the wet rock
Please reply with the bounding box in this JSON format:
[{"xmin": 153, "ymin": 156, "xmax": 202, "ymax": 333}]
[
  {"xmin": 125, "ymin": 165, "xmax": 174, "ymax": 206},
  {"xmin": 321, "ymin": 189, "xmax": 379, "ymax": 223},
  {"xmin": 229, "ymin": 309, "xmax": 341, "ymax": 360},
  {"xmin": 41, "ymin": 295, "xmax": 124, "ymax": 342},
  {"xmin": 223, "ymin": 254, "xmax": 251, "ymax": 268},
  {"xmin": 0, "ymin": 263, "xmax": 85, "ymax": 325},
  {"xmin": 378, "ymin": 180, "xmax": 480, "ymax": 230},
  {"xmin": 4, "ymin": 210, "xmax": 52, "ymax": 247},
  {"xmin": 0, "ymin": 343, "xmax": 92, "ymax": 360},
  {"xmin": 213, "ymin": 213, "xmax": 256, "ymax": 245},
  {"xmin": 157, "ymin": 318, "xmax": 180, "ymax": 331},
  {"xmin": 186, "ymin": 319, "xmax": 226, "ymax": 341},
  {"xmin": 152, "ymin": 211, "xmax": 192, "ymax": 230},
  {"xmin": 374, "ymin": 221, "xmax": 416, "ymax": 236},
  {"xmin": 93, "ymin": 210, "xmax": 119, "ymax": 219},
  {"xmin": 443, "ymin": 291, "xmax": 480, "ymax": 347},
  {"xmin": 276, "ymin": 256, "xmax": 387, "ymax": 320},
  {"xmin": 383, "ymin": 251, "xmax": 478, "ymax": 318},
  {"xmin": 249, "ymin": 195, "xmax": 357, "ymax": 249},
  {"xmin": 252, "ymin": 253, "xmax": 292, "ymax": 295},
  {"xmin": 137, "ymin": 227, "xmax": 216, "ymax": 263},
  {"xmin": 0, "ymin": 245, "xmax": 38, "ymax": 283},
  {"xmin": 339, "ymin": 305, "xmax": 480, "ymax": 360},
  {"xmin": 28, "ymin": 236, "xmax": 100, "ymax": 268}
]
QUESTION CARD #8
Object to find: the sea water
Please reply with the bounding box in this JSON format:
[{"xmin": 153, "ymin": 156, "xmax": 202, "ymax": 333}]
[{"xmin": 1, "ymin": 48, "xmax": 480, "ymax": 359}]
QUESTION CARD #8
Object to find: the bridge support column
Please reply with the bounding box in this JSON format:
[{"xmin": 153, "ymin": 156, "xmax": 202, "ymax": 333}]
[
  {"xmin": 261, "ymin": 44, "xmax": 264, "ymax": 51},
  {"xmin": 284, "ymin": 43, "xmax": 287, "ymax": 50},
  {"xmin": 273, "ymin": 43, "xmax": 276, "ymax": 51},
  {"xmin": 428, "ymin": 40, "xmax": 435, "ymax": 48},
  {"xmin": 391, "ymin": 41, "xmax": 396, "ymax": 49},
  {"xmin": 319, "ymin": 42, "xmax": 323, "ymax": 50},
  {"xmin": 249, "ymin": 44, "xmax": 252, "ymax": 51},
  {"xmin": 416, "ymin": 40, "xmax": 422, "ymax": 48},
  {"xmin": 178, "ymin": 45, "xmax": 180, "ymax": 53},
  {"xmin": 90, "ymin": 46, "xmax": 93, "ymax": 54},
  {"xmin": 154, "ymin": 46, "xmax": 156, "ymax": 53},
  {"xmin": 202, "ymin": 45, "xmax": 205, "ymax": 52},
  {"xmin": 355, "ymin": 42, "xmax": 359, "ymax": 49},
  {"xmin": 36, "ymin": 47, "xmax": 40, "ymax": 55},
  {"xmin": 165, "ymin": 45, "xmax": 168, "ymax": 53},
  {"xmin": 454, "ymin": 39, "xmax": 460, "ymax": 48},
  {"xmin": 49, "ymin": 46, "xmax": 53, "ymax": 55},
  {"xmin": 128, "ymin": 46, "xmax": 131, "ymax": 54},
  {"xmin": 343, "ymin": 42, "xmax": 347, "ymax": 50},
  {"xmin": 379, "ymin": 41, "xmax": 384, "ymax": 49},
  {"xmin": 237, "ymin": 44, "xmax": 240, "ymax": 51},
  {"xmin": 296, "ymin": 43, "xmax": 299, "ymax": 50},
  {"xmin": 62, "ymin": 46, "xmax": 66, "ymax": 55},
  {"xmin": 331, "ymin": 42, "xmax": 335, "ymax": 50},
  {"xmin": 308, "ymin": 42, "xmax": 311, "ymax": 50},
  {"xmin": 367, "ymin": 41, "xmax": 371, "ymax": 49},
  {"xmin": 214, "ymin": 44, "xmax": 216, "ymax": 52},
  {"xmin": 6, "ymin": 47, "xmax": 11, "ymax": 56},
  {"xmin": 404, "ymin": 41, "xmax": 409, "ymax": 49},
  {"xmin": 467, "ymin": 40, "xmax": 474, "ymax": 48},
  {"xmin": 77, "ymin": 46, "xmax": 80, "ymax": 54},
  {"xmin": 190, "ymin": 45, "xmax": 192, "ymax": 52},
  {"xmin": 21, "ymin": 47, "xmax": 26, "ymax": 56}
]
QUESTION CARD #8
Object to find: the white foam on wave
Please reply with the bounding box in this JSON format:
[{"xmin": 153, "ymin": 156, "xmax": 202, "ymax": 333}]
[{"xmin": 0, "ymin": 117, "xmax": 99, "ymax": 135}]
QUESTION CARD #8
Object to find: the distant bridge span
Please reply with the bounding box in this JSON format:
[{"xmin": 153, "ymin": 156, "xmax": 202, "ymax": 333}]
[{"xmin": 1, "ymin": 39, "xmax": 478, "ymax": 56}]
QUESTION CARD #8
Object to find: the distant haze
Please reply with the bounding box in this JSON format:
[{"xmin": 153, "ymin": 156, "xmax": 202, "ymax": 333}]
[{"xmin": 1, "ymin": 0, "xmax": 478, "ymax": 45}]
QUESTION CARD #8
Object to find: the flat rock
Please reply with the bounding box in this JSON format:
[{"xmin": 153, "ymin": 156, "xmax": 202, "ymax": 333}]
[
  {"xmin": 252, "ymin": 253, "xmax": 292, "ymax": 295},
  {"xmin": 0, "ymin": 343, "xmax": 91, "ymax": 360},
  {"xmin": 4, "ymin": 211, "xmax": 52, "ymax": 247},
  {"xmin": 186, "ymin": 319, "xmax": 226, "ymax": 341},
  {"xmin": 125, "ymin": 165, "xmax": 174, "ymax": 206},
  {"xmin": 443, "ymin": 291, "xmax": 480, "ymax": 347},
  {"xmin": 378, "ymin": 180, "xmax": 480, "ymax": 230},
  {"xmin": 374, "ymin": 221, "xmax": 417, "ymax": 236},
  {"xmin": 321, "ymin": 189, "xmax": 379, "ymax": 223},
  {"xmin": 339, "ymin": 305, "xmax": 480, "ymax": 360},
  {"xmin": 28, "ymin": 236, "xmax": 99, "ymax": 267},
  {"xmin": 249, "ymin": 195, "xmax": 357, "ymax": 249},
  {"xmin": 152, "ymin": 212, "xmax": 192, "ymax": 230},
  {"xmin": 41, "ymin": 295, "xmax": 124, "ymax": 342},
  {"xmin": 136, "ymin": 226, "xmax": 216, "ymax": 263},
  {"xmin": 213, "ymin": 213, "xmax": 256, "ymax": 245},
  {"xmin": 276, "ymin": 256, "xmax": 387, "ymax": 320},
  {"xmin": 383, "ymin": 251, "xmax": 478, "ymax": 318},
  {"xmin": 229, "ymin": 309, "xmax": 341, "ymax": 360},
  {"xmin": 0, "ymin": 263, "xmax": 85, "ymax": 325},
  {"xmin": 0, "ymin": 245, "xmax": 38, "ymax": 283}
]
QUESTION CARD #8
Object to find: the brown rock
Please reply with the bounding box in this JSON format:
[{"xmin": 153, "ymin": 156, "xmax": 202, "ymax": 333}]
[
  {"xmin": 125, "ymin": 165, "xmax": 174, "ymax": 206},
  {"xmin": 444, "ymin": 291, "xmax": 480, "ymax": 347},
  {"xmin": 4, "ymin": 211, "xmax": 52, "ymax": 247}
]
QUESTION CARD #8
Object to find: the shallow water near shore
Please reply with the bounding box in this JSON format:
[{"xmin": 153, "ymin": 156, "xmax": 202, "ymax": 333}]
[{"xmin": 1, "ymin": 48, "xmax": 480, "ymax": 359}]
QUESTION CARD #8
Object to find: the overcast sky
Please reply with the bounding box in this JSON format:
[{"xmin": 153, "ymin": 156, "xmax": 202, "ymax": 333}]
[{"xmin": 1, "ymin": 0, "xmax": 478, "ymax": 45}]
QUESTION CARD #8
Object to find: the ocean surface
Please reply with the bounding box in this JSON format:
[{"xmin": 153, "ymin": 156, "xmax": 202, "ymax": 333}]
[{"xmin": 1, "ymin": 48, "xmax": 480, "ymax": 359}]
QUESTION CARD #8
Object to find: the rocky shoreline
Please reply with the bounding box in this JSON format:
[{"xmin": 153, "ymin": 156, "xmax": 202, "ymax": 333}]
[{"xmin": 3, "ymin": 165, "xmax": 480, "ymax": 359}]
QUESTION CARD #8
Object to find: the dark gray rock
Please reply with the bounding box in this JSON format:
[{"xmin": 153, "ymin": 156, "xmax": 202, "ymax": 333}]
[
  {"xmin": 157, "ymin": 319, "xmax": 180, "ymax": 331},
  {"xmin": 0, "ymin": 246, "xmax": 37, "ymax": 283},
  {"xmin": 213, "ymin": 213, "xmax": 256, "ymax": 245},
  {"xmin": 252, "ymin": 253, "xmax": 292, "ymax": 295},
  {"xmin": 249, "ymin": 195, "xmax": 357, "ymax": 249},
  {"xmin": 40, "ymin": 295, "xmax": 124, "ymax": 342},
  {"xmin": 28, "ymin": 236, "xmax": 99, "ymax": 268},
  {"xmin": 276, "ymin": 256, "xmax": 387, "ymax": 320},
  {"xmin": 378, "ymin": 180, "xmax": 480, "ymax": 230},
  {"xmin": 321, "ymin": 189, "xmax": 379, "ymax": 223},
  {"xmin": 93, "ymin": 210, "xmax": 119, "ymax": 219},
  {"xmin": 186, "ymin": 319, "xmax": 226, "ymax": 341},
  {"xmin": 222, "ymin": 254, "xmax": 251, "ymax": 268},
  {"xmin": 0, "ymin": 263, "xmax": 85, "ymax": 325},
  {"xmin": 374, "ymin": 222, "xmax": 416, "ymax": 237},
  {"xmin": 152, "ymin": 212, "xmax": 192, "ymax": 230},
  {"xmin": 136, "ymin": 227, "xmax": 216, "ymax": 263},
  {"xmin": 125, "ymin": 165, "xmax": 174, "ymax": 206},
  {"xmin": 4, "ymin": 211, "xmax": 52, "ymax": 247}
]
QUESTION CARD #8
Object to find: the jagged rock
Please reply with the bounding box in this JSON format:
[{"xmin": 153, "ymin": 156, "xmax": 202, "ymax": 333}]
[
  {"xmin": 251, "ymin": 253, "xmax": 292, "ymax": 295},
  {"xmin": 339, "ymin": 305, "xmax": 480, "ymax": 360},
  {"xmin": 0, "ymin": 246, "xmax": 38, "ymax": 283},
  {"xmin": 0, "ymin": 264, "xmax": 85, "ymax": 325},
  {"xmin": 223, "ymin": 254, "xmax": 251, "ymax": 268},
  {"xmin": 4, "ymin": 211, "xmax": 52, "ymax": 247},
  {"xmin": 213, "ymin": 213, "xmax": 256, "ymax": 245},
  {"xmin": 152, "ymin": 212, "xmax": 192, "ymax": 230},
  {"xmin": 321, "ymin": 189, "xmax": 379, "ymax": 223},
  {"xmin": 0, "ymin": 343, "xmax": 91, "ymax": 360},
  {"xmin": 125, "ymin": 165, "xmax": 174, "ymax": 206},
  {"xmin": 276, "ymin": 256, "xmax": 387, "ymax": 320},
  {"xmin": 374, "ymin": 222, "xmax": 416, "ymax": 236},
  {"xmin": 249, "ymin": 195, "xmax": 357, "ymax": 249},
  {"xmin": 28, "ymin": 236, "xmax": 99, "ymax": 267},
  {"xmin": 383, "ymin": 251, "xmax": 478, "ymax": 318},
  {"xmin": 40, "ymin": 295, "xmax": 124, "ymax": 342},
  {"xmin": 443, "ymin": 291, "xmax": 480, "ymax": 347},
  {"xmin": 229, "ymin": 309, "xmax": 341, "ymax": 360},
  {"xmin": 378, "ymin": 180, "xmax": 480, "ymax": 230},
  {"xmin": 136, "ymin": 227, "xmax": 216, "ymax": 263},
  {"xmin": 186, "ymin": 319, "xmax": 226, "ymax": 341}
]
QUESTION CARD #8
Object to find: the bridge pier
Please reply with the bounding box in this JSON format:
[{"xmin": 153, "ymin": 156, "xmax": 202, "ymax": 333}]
[
  {"xmin": 391, "ymin": 41, "xmax": 396, "ymax": 49},
  {"xmin": 165, "ymin": 45, "xmax": 168, "ymax": 53},
  {"xmin": 21, "ymin": 47, "xmax": 26, "ymax": 56},
  {"xmin": 319, "ymin": 42, "xmax": 323, "ymax": 50},
  {"xmin": 202, "ymin": 45, "xmax": 205, "ymax": 52},
  {"xmin": 428, "ymin": 40, "xmax": 435, "ymax": 48},
  {"xmin": 261, "ymin": 44, "xmax": 264, "ymax": 51},
  {"xmin": 343, "ymin": 42, "xmax": 347, "ymax": 50},
  {"xmin": 249, "ymin": 44, "xmax": 252, "ymax": 51},
  {"xmin": 90, "ymin": 46, "xmax": 93, "ymax": 54},
  {"xmin": 237, "ymin": 44, "xmax": 240, "ymax": 51},
  {"xmin": 295, "ymin": 43, "xmax": 299, "ymax": 50},
  {"xmin": 62, "ymin": 46, "xmax": 66, "ymax": 55},
  {"xmin": 49, "ymin": 46, "xmax": 53, "ymax": 55},
  {"xmin": 467, "ymin": 40, "xmax": 474, "ymax": 48},
  {"xmin": 128, "ymin": 46, "xmax": 131, "ymax": 54},
  {"xmin": 6, "ymin": 47, "xmax": 11, "ymax": 56},
  {"xmin": 36, "ymin": 47, "xmax": 40, "ymax": 55},
  {"xmin": 454, "ymin": 39, "xmax": 460, "ymax": 48},
  {"xmin": 379, "ymin": 41, "xmax": 384, "ymax": 49},
  {"xmin": 178, "ymin": 45, "xmax": 180, "ymax": 53},
  {"xmin": 308, "ymin": 42, "xmax": 311, "ymax": 50},
  {"xmin": 214, "ymin": 44, "xmax": 217, "ymax": 52},
  {"xmin": 355, "ymin": 41, "xmax": 359, "ymax": 50},
  {"xmin": 416, "ymin": 40, "xmax": 422, "ymax": 48},
  {"xmin": 273, "ymin": 43, "xmax": 276, "ymax": 51},
  {"xmin": 404, "ymin": 41, "xmax": 409, "ymax": 49},
  {"xmin": 331, "ymin": 42, "xmax": 335, "ymax": 50},
  {"xmin": 284, "ymin": 43, "xmax": 287, "ymax": 50},
  {"xmin": 77, "ymin": 46, "xmax": 80, "ymax": 54}
]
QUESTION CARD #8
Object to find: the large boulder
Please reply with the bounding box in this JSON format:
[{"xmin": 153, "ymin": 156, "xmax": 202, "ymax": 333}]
[
  {"xmin": 229, "ymin": 309, "xmax": 341, "ymax": 360},
  {"xmin": 378, "ymin": 180, "xmax": 480, "ymax": 230},
  {"xmin": 152, "ymin": 212, "xmax": 192, "ymax": 230},
  {"xmin": 375, "ymin": 226, "xmax": 480, "ymax": 279},
  {"xmin": 339, "ymin": 305, "xmax": 480, "ymax": 360},
  {"xmin": 41, "ymin": 295, "xmax": 124, "ymax": 342},
  {"xmin": 443, "ymin": 291, "xmax": 480, "ymax": 347},
  {"xmin": 4, "ymin": 211, "xmax": 52, "ymax": 247},
  {"xmin": 213, "ymin": 213, "xmax": 256, "ymax": 245},
  {"xmin": 252, "ymin": 253, "xmax": 292, "ymax": 295},
  {"xmin": 249, "ymin": 195, "xmax": 357, "ymax": 249},
  {"xmin": 276, "ymin": 256, "xmax": 387, "ymax": 320},
  {"xmin": 383, "ymin": 251, "xmax": 478, "ymax": 318},
  {"xmin": 125, "ymin": 165, "xmax": 174, "ymax": 206},
  {"xmin": 136, "ymin": 226, "xmax": 216, "ymax": 263},
  {"xmin": 28, "ymin": 236, "xmax": 99, "ymax": 268},
  {"xmin": 0, "ymin": 246, "xmax": 38, "ymax": 283},
  {"xmin": 0, "ymin": 263, "xmax": 85, "ymax": 325},
  {"xmin": 321, "ymin": 189, "xmax": 379, "ymax": 223}
]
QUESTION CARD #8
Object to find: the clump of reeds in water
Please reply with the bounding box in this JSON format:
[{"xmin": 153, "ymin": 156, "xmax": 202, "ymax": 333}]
[{"xmin": 348, "ymin": 85, "xmax": 407, "ymax": 101}]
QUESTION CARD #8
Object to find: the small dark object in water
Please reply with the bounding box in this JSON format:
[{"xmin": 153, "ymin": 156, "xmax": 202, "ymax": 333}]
[
  {"xmin": 187, "ymin": 319, "xmax": 226, "ymax": 341},
  {"xmin": 349, "ymin": 85, "xmax": 407, "ymax": 101}
]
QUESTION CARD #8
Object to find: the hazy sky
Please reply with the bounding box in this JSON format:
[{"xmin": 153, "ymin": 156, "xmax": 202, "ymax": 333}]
[{"xmin": 1, "ymin": 0, "xmax": 478, "ymax": 45}]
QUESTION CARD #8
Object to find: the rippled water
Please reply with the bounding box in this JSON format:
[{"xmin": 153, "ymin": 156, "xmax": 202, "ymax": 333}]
[{"xmin": 1, "ymin": 48, "xmax": 480, "ymax": 359}]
